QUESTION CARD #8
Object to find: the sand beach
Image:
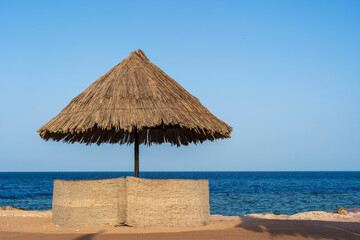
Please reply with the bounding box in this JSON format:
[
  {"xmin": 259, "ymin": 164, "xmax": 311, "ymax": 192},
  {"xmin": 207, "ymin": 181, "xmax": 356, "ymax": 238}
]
[{"xmin": 0, "ymin": 207, "xmax": 359, "ymax": 240}]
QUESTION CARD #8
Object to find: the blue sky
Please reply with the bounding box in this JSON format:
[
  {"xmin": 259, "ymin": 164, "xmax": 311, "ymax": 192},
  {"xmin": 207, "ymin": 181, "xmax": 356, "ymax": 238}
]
[{"xmin": 0, "ymin": 0, "xmax": 359, "ymax": 171}]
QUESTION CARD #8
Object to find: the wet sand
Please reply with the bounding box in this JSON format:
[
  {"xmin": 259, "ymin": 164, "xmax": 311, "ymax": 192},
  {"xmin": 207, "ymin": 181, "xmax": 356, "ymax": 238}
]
[{"xmin": 1, "ymin": 207, "xmax": 360, "ymax": 240}]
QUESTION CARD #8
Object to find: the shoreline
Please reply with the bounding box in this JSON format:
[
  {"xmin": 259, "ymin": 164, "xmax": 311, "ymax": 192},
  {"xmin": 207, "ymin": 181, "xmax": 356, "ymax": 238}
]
[
  {"xmin": 1, "ymin": 206, "xmax": 360, "ymax": 221},
  {"xmin": 1, "ymin": 210, "xmax": 360, "ymax": 240},
  {"xmin": 0, "ymin": 207, "xmax": 359, "ymax": 235}
]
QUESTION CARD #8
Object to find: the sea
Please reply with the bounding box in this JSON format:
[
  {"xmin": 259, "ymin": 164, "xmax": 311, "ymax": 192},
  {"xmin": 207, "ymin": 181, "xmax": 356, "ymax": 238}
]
[{"xmin": 0, "ymin": 172, "xmax": 359, "ymax": 216}]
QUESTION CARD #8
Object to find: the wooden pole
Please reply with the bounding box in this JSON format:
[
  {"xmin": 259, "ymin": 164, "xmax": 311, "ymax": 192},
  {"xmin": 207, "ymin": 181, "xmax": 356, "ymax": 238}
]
[{"xmin": 134, "ymin": 131, "xmax": 139, "ymax": 177}]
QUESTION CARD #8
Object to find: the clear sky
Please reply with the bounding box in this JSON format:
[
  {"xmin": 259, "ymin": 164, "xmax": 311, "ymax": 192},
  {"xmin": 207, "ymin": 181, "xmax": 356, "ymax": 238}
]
[{"xmin": 1, "ymin": 0, "xmax": 359, "ymax": 171}]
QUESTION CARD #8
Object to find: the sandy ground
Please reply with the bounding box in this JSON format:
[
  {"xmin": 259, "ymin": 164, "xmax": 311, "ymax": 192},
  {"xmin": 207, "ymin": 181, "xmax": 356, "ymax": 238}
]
[{"xmin": 0, "ymin": 207, "xmax": 360, "ymax": 240}]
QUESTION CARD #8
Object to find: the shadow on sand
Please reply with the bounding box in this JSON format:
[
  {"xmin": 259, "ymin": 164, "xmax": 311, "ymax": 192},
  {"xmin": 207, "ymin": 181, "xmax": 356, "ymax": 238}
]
[
  {"xmin": 73, "ymin": 230, "xmax": 105, "ymax": 240},
  {"xmin": 236, "ymin": 216, "xmax": 360, "ymax": 240}
]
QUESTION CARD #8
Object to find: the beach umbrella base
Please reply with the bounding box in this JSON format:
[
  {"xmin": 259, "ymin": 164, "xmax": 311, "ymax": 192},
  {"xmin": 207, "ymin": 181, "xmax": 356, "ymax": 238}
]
[{"xmin": 52, "ymin": 177, "xmax": 210, "ymax": 227}]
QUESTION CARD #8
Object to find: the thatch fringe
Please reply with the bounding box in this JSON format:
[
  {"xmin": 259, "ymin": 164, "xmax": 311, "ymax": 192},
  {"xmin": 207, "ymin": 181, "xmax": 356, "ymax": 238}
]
[{"xmin": 38, "ymin": 50, "xmax": 232, "ymax": 146}]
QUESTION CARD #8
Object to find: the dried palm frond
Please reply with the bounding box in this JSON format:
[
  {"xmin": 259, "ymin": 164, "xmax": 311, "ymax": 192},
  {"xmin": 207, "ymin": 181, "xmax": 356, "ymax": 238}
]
[{"xmin": 38, "ymin": 50, "xmax": 232, "ymax": 146}]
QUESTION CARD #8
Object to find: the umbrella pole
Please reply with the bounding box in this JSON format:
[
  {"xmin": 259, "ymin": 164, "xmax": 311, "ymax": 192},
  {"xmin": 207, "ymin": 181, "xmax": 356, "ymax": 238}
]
[{"xmin": 134, "ymin": 131, "xmax": 139, "ymax": 177}]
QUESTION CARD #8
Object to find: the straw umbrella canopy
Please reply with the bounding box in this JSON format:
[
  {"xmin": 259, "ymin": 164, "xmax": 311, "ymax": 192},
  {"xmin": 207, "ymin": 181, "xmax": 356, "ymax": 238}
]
[{"xmin": 38, "ymin": 50, "xmax": 232, "ymax": 177}]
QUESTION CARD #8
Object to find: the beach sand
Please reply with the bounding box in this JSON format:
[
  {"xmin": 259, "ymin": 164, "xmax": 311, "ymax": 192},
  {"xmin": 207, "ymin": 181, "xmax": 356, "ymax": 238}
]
[{"xmin": 0, "ymin": 207, "xmax": 360, "ymax": 240}]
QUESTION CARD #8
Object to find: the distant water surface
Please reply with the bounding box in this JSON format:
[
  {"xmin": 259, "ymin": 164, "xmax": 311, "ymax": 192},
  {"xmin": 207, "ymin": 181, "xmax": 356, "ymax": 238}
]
[{"xmin": 0, "ymin": 172, "xmax": 359, "ymax": 216}]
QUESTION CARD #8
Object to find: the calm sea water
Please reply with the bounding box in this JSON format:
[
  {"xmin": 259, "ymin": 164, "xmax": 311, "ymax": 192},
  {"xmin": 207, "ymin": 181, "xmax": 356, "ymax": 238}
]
[{"xmin": 0, "ymin": 172, "xmax": 359, "ymax": 216}]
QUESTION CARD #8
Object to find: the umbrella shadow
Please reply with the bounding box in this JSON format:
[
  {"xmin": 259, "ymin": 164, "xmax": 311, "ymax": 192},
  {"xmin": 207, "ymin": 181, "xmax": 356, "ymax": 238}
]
[
  {"xmin": 235, "ymin": 216, "xmax": 360, "ymax": 240},
  {"xmin": 73, "ymin": 230, "xmax": 105, "ymax": 240}
]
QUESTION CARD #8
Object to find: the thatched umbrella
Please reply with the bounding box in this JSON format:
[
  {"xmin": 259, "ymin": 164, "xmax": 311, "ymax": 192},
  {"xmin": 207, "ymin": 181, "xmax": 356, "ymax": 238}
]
[{"xmin": 38, "ymin": 50, "xmax": 232, "ymax": 177}]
